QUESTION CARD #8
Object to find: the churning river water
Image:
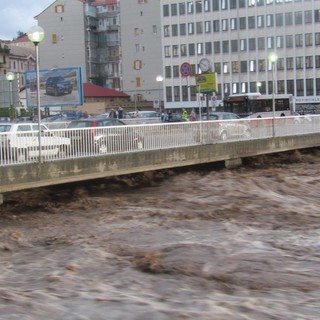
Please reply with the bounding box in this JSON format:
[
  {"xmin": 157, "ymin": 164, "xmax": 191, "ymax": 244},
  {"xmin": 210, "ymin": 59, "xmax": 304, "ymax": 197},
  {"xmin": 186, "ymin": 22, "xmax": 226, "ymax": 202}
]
[{"xmin": 0, "ymin": 149, "xmax": 320, "ymax": 320}]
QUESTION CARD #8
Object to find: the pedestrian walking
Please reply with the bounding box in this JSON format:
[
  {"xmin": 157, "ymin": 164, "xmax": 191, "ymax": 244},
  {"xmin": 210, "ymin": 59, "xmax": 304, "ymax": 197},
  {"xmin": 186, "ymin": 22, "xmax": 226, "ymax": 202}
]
[
  {"xmin": 118, "ymin": 107, "xmax": 124, "ymax": 119},
  {"xmin": 109, "ymin": 109, "xmax": 117, "ymax": 118}
]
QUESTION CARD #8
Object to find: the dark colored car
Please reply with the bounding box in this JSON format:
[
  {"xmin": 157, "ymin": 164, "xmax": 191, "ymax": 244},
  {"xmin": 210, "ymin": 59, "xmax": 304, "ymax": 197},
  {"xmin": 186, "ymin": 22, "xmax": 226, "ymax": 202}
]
[
  {"xmin": 28, "ymin": 78, "xmax": 37, "ymax": 92},
  {"xmin": 163, "ymin": 113, "xmax": 183, "ymax": 122},
  {"xmin": 0, "ymin": 117, "xmax": 11, "ymax": 122},
  {"xmin": 45, "ymin": 76, "xmax": 73, "ymax": 96},
  {"xmin": 67, "ymin": 117, "xmax": 143, "ymax": 154},
  {"xmin": 13, "ymin": 116, "xmax": 34, "ymax": 123}
]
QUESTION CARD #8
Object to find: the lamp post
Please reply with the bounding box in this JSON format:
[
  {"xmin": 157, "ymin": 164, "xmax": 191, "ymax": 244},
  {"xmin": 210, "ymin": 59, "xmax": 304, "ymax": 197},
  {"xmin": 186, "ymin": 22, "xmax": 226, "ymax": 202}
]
[
  {"xmin": 6, "ymin": 72, "xmax": 15, "ymax": 120},
  {"xmin": 27, "ymin": 25, "xmax": 45, "ymax": 160},
  {"xmin": 268, "ymin": 52, "xmax": 278, "ymax": 136},
  {"xmin": 156, "ymin": 75, "xmax": 163, "ymax": 119}
]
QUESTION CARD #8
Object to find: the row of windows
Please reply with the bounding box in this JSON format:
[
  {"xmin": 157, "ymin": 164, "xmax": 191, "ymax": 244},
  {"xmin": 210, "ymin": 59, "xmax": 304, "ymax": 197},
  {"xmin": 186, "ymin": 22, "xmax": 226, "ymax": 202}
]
[
  {"xmin": 164, "ymin": 10, "xmax": 317, "ymax": 36},
  {"xmin": 165, "ymin": 56, "xmax": 320, "ymax": 78},
  {"xmin": 163, "ymin": 1, "xmax": 316, "ymax": 16},
  {"xmin": 10, "ymin": 61, "xmax": 25, "ymax": 71},
  {"xmin": 164, "ymin": 33, "xmax": 320, "ymax": 57},
  {"xmin": 165, "ymin": 78, "xmax": 320, "ymax": 102}
]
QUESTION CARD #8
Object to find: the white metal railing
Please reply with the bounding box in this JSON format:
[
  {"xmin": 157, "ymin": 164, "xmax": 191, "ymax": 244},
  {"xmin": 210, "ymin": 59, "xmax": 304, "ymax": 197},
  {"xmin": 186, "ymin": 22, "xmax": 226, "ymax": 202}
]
[{"xmin": 1, "ymin": 115, "xmax": 320, "ymax": 166}]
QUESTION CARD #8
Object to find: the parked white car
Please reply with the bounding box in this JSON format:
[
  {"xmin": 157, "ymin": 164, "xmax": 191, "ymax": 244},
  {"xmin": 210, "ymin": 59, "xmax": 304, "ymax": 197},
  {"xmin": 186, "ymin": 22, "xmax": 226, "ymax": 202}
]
[
  {"xmin": 124, "ymin": 111, "xmax": 161, "ymax": 125},
  {"xmin": 0, "ymin": 122, "xmax": 71, "ymax": 162}
]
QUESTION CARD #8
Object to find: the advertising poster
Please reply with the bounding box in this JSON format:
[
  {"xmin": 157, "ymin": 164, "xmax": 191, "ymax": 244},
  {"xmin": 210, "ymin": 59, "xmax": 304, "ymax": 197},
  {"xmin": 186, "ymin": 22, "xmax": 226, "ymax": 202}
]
[
  {"xmin": 196, "ymin": 73, "xmax": 217, "ymax": 94},
  {"xmin": 25, "ymin": 67, "xmax": 83, "ymax": 108}
]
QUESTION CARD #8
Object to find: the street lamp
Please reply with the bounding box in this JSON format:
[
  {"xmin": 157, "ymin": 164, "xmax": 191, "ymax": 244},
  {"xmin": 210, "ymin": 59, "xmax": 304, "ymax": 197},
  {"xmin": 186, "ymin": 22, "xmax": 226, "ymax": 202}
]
[
  {"xmin": 268, "ymin": 52, "xmax": 278, "ymax": 136},
  {"xmin": 6, "ymin": 72, "xmax": 15, "ymax": 120},
  {"xmin": 27, "ymin": 25, "xmax": 45, "ymax": 160},
  {"xmin": 156, "ymin": 75, "xmax": 163, "ymax": 119}
]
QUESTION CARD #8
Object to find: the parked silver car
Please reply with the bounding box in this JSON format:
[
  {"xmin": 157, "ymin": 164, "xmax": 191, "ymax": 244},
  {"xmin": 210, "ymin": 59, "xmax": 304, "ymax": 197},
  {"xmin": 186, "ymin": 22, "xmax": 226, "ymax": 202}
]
[{"xmin": 201, "ymin": 112, "xmax": 251, "ymax": 141}]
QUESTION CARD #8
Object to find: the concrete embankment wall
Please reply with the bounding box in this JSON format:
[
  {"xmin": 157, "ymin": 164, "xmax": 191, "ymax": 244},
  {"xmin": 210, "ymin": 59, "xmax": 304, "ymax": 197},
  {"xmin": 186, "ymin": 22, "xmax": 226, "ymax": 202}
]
[{"xmin": 1, "ymin": 133, "xmax": 320, "ymax": 194}]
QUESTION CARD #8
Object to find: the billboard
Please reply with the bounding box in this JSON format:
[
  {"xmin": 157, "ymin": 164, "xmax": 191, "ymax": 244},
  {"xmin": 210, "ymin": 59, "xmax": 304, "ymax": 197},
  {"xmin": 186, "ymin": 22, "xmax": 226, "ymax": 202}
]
[
  {"xmin": 25, "ymin": 67, "xmax": 83, "ymax": 108},
  {"xmin": 196, "ymin": 73, "xmax": 217, "ymax": 94}
]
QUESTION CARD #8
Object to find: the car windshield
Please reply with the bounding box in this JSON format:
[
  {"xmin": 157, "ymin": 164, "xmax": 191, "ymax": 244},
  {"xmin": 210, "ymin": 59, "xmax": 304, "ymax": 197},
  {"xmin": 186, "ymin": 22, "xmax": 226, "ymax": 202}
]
[
  {"xmin": 104, "ymin": 119, "xmax": 125, "ymax": 126},
  {"xmin": 49, "ymin": 76, "xmax": 64, "ymax": 82},
  {"xmin": 31, "ymin": 124, "xmax": 47, "ymax": 131},
  {"xmin": 0, "ymin": 124, "xmax": 12, "ymax": 132},
  {"xmin": 42, "ymin": 115, "xmax": 65, "ymax": 122},
  {"xmin": 202, "ymin": 114, "xmax": 219, "ymax": 120},
  {"xmin": 139, "ymin": 112, "xmax": 158, "ymax": 118},
  {"xmin": 68, "ymin": 121, "xmax": 94, "ymax": 128},
  {"xmin": 68, "ymin": 119, "xmax": 125, "ymax": 128}
]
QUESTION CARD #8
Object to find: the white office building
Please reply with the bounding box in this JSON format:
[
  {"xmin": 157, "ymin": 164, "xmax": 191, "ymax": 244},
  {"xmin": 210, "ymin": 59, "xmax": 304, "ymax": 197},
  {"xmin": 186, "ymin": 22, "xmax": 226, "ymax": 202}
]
[{"xmin": 162, "ymin": 0, "xmax": 320, "ymax": 111}]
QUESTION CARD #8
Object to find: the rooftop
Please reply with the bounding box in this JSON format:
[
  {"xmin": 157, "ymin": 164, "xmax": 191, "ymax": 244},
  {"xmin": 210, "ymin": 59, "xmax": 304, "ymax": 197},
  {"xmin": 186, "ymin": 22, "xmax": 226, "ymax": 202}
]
[{"xmin": 83, "ymin": 83, "xmax": 129, "ymax": 98}]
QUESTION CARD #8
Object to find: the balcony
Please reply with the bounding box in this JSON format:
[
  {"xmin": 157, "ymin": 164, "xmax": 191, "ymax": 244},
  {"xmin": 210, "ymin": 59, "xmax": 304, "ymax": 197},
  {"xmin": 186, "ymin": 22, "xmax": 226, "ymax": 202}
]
[
  {"xmin": 0, "ymin": 45, "xmax": 10, "ymax": 55},
  {"xmin": 98, "ymin": 25, "xmax": 119, "ymax": 32},
  {"xmin": 96, "ymin": 10, "xmax": 120, "ymax": 18},
  {"xmin": 107, "ymin": 25, "xmax": 119, "ymax": 31},
  {"xmin": 104, "ymin": 56, "xmax": 120, "ymax": 62},
  {"xmin": 97, "ymin": 41, "xmax": 120, "ymax": 49}
]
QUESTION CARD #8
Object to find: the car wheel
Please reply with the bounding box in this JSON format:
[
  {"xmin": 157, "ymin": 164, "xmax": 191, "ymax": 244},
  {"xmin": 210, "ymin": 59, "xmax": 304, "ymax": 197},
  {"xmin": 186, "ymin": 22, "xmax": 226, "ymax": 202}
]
[
  {"xmin": 220, "ymin": 131, "xmax": 228, "ymax": 141},
  {"xmin": 14, "ymin": 148, "xmax": 28, "ymax": 162},
  {"xmin": 54, "ymin": 88, "xmax": 59, "ymax": 96},
  {"xmin": 137, "ymin": 139, "xmax": 143, "ymax": 150},
  {"xmin": 58, "ymin": 145, "xmax": 70, "ymax": 158},
  {"xmin": 97, "ymin": 139, "xmax": 110, "ymax": 154}
]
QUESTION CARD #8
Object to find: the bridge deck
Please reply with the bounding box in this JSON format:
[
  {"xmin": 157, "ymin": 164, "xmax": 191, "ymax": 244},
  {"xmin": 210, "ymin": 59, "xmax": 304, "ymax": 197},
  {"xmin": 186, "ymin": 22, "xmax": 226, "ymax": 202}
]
[{"xmin": 1, "ymin": 116, "xmax": 320, "ymax": 195}]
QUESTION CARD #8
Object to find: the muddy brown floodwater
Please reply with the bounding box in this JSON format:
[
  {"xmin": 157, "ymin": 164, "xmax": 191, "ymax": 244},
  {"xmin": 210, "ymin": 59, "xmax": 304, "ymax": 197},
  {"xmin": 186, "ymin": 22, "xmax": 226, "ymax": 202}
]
[{"xmin": 1, "ymin": 149, "xmax": 320, "ymax": 320}]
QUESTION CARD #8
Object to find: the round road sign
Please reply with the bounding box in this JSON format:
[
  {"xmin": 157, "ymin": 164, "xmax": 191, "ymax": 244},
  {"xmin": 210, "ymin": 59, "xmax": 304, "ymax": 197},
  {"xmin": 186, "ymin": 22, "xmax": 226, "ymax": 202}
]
[{"xmin": 180, "ymin": 62, "xmax": 192, "ymax": 77}]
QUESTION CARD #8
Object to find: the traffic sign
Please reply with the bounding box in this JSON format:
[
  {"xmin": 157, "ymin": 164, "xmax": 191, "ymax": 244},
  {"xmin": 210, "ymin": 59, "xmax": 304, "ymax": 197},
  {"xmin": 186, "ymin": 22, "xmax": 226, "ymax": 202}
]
[
  {"xmin": 153, "ymin": 99, "xmax": 159, "ymax": 108},
  {"xmin": 180, "ymin": 62, "xmax": 192, "ymax": 77}
]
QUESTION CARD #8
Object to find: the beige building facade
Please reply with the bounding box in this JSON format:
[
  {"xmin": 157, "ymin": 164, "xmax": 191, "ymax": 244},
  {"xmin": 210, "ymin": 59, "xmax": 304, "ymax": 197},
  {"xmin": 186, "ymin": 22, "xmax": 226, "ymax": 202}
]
[
  {"xmin": 36, "ymin": 0, "xmax": 88, "ymax": 82},
  {"xmin": 36, "ymin": 0, "xmax": 121, "ymax": 90},
  {"xmin": 120, "ymin": 0, "xmax": 163, "ymax": 107}
]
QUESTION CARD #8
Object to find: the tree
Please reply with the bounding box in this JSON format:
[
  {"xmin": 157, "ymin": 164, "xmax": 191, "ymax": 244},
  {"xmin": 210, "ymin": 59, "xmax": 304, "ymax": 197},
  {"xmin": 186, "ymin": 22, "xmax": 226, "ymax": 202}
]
[{"xmin": 15, "ymin": 31, "xmax": 27, "ymax": 40}]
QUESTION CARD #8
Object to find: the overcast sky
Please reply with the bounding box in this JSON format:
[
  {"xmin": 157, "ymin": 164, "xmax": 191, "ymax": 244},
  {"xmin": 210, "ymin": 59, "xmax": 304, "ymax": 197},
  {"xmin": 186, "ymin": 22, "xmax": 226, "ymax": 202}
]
[{"xmin": 0, "ymin": 0, "xmax": 54, "ymax": 40}]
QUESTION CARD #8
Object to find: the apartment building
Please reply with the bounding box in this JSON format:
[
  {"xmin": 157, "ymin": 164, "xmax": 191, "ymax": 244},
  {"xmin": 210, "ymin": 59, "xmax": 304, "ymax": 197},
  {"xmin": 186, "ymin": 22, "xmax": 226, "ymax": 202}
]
[
  {"xmin": 35, "ymin": 0, "xmax": 121, "ymax": 90},
  {"xmin": 120, "ymin": 0, "xmax": 163, "ymax": 105},
  {"xmin": 0, "ymin": 42, "xmax": 10, "ymax": 75},
  {"xmin": 36, "ymin": 0, "xmax": 88, "ymax": 81},
  {"xmin": 94, "ymin": 0, "xmax": 121, "ymax": 90},
  {"xmin": 34, "ymin": 0, "xmax": 163, "ymax": 105},
  {"xmin": 0, "ymin": 38, "xmax": 34, "ymax": 110},
  {"xmin": 162, "ymin": 0, "xmax": 320, "ymax": 110},
  {"xmin": 8, "ymin": 45, "xmax": 35, "ymax": 89},
  {"xmin": 0, "ymin": 42, "xmax": 11, "ymax": 109}
]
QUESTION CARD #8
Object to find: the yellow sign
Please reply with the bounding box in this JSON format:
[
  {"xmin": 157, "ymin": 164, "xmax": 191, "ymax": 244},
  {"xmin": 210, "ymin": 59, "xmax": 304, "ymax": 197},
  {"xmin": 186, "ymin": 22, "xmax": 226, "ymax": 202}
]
[{"xmin": 196, "ymin": 73, "xmax": 217, "ymax": 93}]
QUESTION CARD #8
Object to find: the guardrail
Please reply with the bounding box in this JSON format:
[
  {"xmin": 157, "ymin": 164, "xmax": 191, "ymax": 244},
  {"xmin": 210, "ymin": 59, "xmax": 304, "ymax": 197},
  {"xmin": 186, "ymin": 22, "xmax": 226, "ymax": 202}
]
[
  {"xmin": 42, "ymin": 116, "xmax": 162, "ymax": 129},
  {"xmin": 1, "ymin": 115, "xmax": 319, "ymax": 167}
]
